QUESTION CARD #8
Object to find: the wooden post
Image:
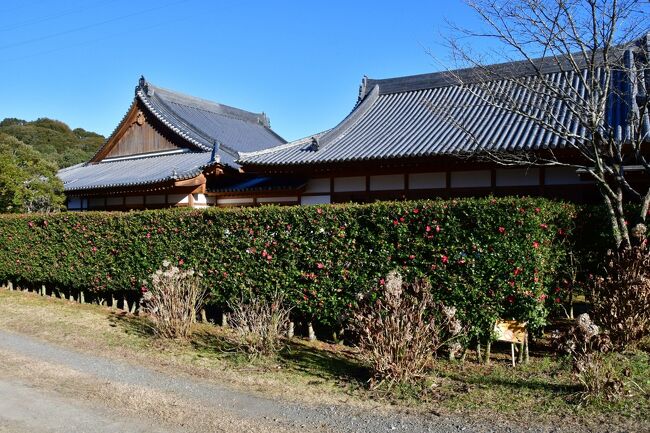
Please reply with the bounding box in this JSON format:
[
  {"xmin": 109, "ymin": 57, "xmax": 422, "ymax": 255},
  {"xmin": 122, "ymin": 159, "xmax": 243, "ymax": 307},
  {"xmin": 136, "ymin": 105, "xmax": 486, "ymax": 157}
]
[
  {"xmin": 524, "ymin": 334, "xmax": 530, "ymax": 364},
  {"xmin": 287, "ymin": 322, "xmax": 294, "ymax": 339},
  {"xmin": 307, "ymin": 322, "xmax": 316, "ymax": 341}
]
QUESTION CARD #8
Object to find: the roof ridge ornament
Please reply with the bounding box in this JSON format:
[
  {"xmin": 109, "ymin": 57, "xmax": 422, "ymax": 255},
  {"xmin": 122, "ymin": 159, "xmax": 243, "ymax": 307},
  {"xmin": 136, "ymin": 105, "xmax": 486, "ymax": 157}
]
[
  {"xmin": 308, "ymin": 136, "xmax": 320, "ymax": 151},
  {"xmin": 136, "ymin": 75, "xmax": 149, "ymax": 96},
  {"xmin": 358, "ymin": 75, "xmax": 368, "ymax": 101},
  {"xmin": 211, "ymin": 140, "xmax": 221, "ymax": 163}
]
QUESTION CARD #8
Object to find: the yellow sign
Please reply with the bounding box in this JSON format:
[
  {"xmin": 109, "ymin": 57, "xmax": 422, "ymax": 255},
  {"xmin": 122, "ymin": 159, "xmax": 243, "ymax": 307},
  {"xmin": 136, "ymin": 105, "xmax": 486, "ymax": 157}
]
[{"xmin": 494, "ymin": 320, "xmax": 527, "ymax": 344}]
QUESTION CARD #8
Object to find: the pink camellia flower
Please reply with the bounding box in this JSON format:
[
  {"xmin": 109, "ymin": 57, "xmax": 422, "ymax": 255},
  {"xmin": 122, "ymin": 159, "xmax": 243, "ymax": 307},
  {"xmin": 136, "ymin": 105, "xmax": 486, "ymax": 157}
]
[
  {"xmin": 379, "ymin": 278, "xmax": 385, "ymax": 286},
  {"xmin": 539, "ymin": 294, "xmax": 548, "ymax": 301},
  {"xmin": 266, "ymin": 255, "xmax": 273, "ymax": 261},
  {"xmin": 317, "ymin": 262, "xmax": 324, "ymax": 269},
  {"xmin": 28, "ymin": 221, "xmax": 34, "ymax": 228},
  {"xmin": 441, "ymin": 255, "xmax": 449, "ymax": 263},
  {"xmin": 409, "ymin": 254, "xmax": 415, "ymax": 260},
  {"xmin": 514, "ymin": 267, "xmax": 521, "ymax": 276},
  {"xmin": 555, "ymin": 297, "xmax": 562, "ymax": 303},
  {"xmin": 146, "ymin": 232, "xmax": 151, "ymax": 238},
  {"xmin": 535, "ymin": 207, "xmax": 541, "ymax": 213},
  {"xmin": 557, "ymin": 228, "xmax": 565, "ymax": 236},
  {"xmin": 393, "ymin": 220, "xmax": 399, "ymax": 226},
  {"xmin": 91, "ymin": 246, "xmax": 97, "ymax": 252},
  {"xmin": 413, "ymin": 208, "xmax": 419, "ymax": 214},
  {"xmin": 539, "ymin": 223, "xmax": 548, "ymax": 230},
  {"xmin": 43, "ymin": 220, "xmax": 48, "ymax": 227},
  {"xmin": 509, "ymin": 280, "xmax": 515, "ymax": 287},
  {"xmin": 435, "ymin": 225, "xmax": 441, "ymax": 233},
  {"xmin": 316, "ymin": 208, "xmax": 323, "ymax": 214},
  {"xmin": 178, "ymin": 259, "xmax": 185, "ymax": 265},
  {"xmin": 399, "ymin": 217, "xmax": 405, "ymax": 222},
  {"xmin": 262, "ymin": 250, "xmax": 268, "ymax": 258},
  {"xmin": 498, "ymin": 226, "xmax": 506, "ymax": 234},
  {"xmin": 532, "ymin": 241, "xmax": 540, "ymax": 249},
  {"xmin": 426, "ymin": 225, "xmax": 431, "ymax": 232}
]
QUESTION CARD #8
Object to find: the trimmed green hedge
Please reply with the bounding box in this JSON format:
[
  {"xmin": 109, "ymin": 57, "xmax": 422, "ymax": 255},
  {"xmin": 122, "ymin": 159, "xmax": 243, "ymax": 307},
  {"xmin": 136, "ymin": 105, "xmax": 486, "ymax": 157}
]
[{"xmin": 0, "ymin": 197, "xmax": 576, "ymax": 338}]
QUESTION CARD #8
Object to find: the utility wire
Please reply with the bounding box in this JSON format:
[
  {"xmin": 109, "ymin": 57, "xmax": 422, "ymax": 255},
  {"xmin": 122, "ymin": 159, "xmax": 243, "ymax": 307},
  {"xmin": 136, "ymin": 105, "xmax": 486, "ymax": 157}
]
[{"xmin": 0, "ymin": 0, "xmax": 189, "ymax": 51}]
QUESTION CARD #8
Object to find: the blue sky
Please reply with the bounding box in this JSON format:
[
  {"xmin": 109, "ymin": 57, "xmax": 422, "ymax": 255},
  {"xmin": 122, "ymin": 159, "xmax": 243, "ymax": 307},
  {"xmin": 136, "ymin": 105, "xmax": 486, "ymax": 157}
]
[{"xmin": 0, "ymin": 0, "xmax": 485, "ymax": 141}]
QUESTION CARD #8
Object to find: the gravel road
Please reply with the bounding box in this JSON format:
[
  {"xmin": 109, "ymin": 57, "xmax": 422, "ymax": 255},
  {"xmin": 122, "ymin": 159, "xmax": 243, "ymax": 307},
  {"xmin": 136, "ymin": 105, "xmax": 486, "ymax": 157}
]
[{"xmin": 0, "ymin": 329, "xmax": 597, "ymax": 433}]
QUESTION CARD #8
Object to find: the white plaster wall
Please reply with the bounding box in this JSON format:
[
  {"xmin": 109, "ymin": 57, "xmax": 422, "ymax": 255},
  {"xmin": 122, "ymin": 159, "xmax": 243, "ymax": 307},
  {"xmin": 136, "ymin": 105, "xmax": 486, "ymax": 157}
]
[
  {"xmin": 217, "ymin": 197, "xmax": 255, "ymax": 205},
  {"xmin": 369, "ymin": 174, "xmax": 404, "ymax": 191},
  {"xmin": 545, "ymin": 167, "xmax": 589, "ymax": 185},
  {"xmin": 106, "ymin": 197, "xmax": 123, "ymax": 206},
  {"xmin": 301, "ymin": 195, "xmax": 331, "ymax": 205},
  {"xmin": 333, "ymin": 176, "xmax": 365, "ymax": 192},
  {"xmin": 257, "ymin": 196, "xmax": 299, "ymax": 203},
  {"xmin": 304, "ymin": 178, "xmax": 330, "ymax": 193},
  {"xmin": 495, "ymin": 168, "xmax": 540, "ymax": 186},
  {"xmin": 450, "ymin": 170, "xmax": 491, "ymax": 188},
  {"xmin": 168, "ymin": 194, "xmax": 189, "ymax": 204},
  {"xmin": 408, "ymin": 172, "xmax": 446, "ymax": 189},
  {"xmin": 125, "ymin": 196, "xmax": 143, "ymax": 205}
]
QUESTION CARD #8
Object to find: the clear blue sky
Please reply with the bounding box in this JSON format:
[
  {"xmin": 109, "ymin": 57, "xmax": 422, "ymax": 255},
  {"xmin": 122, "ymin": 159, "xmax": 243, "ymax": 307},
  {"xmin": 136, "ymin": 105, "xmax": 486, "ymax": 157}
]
[{"xmin": 0, "ymin": 0, "xmax": 485, "ymax": 141}]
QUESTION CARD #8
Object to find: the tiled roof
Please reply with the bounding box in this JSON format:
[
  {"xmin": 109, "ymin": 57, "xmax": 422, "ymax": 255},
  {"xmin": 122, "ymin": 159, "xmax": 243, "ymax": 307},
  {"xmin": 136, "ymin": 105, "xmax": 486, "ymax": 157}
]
[
  {"xmin": 239, "ymin": 40, "xmax": 649, "ymax": 167},
  {"xmin": 92, "ymin": 76, "xmax": 287, "ymax": 168},
  {"xmin": 59, "ymin": 151, "xmax": 217, "ymax": 193}
]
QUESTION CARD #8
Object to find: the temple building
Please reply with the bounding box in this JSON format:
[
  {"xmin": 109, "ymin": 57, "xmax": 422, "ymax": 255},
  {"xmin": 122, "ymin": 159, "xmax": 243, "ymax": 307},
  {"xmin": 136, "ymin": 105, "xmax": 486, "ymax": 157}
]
[
  {"xmin": 59, "ymin": 37, "xmax": 649, "ymax": 210},
  {"xmin": 58, "ymin": 76, "xmax": 286, "ymax": 210}
]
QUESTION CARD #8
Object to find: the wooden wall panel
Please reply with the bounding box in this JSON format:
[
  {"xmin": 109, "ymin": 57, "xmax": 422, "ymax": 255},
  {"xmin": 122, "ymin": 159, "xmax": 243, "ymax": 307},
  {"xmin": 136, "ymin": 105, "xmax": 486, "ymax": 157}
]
[{"xmin": 106, "ymin": 115, "xmax": 180, "ymax": 158}]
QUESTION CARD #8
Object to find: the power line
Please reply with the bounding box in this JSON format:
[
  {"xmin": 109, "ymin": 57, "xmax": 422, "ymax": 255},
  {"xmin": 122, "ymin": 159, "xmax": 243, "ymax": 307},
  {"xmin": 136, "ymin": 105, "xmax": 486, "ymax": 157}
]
[{"xmin": 0, "ymin": 0, "xmax": 189, "ymax": 52}]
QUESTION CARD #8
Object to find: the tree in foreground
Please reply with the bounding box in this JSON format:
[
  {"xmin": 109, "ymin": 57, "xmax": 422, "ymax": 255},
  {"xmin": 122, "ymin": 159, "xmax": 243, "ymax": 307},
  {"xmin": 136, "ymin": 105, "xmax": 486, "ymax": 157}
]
[
  {"xmin": 0, "ymin": 133, "xmax": 64, "ymax": 213},
  {"xmin": 440, "ymin": 0, "xmax": 649, "ymax": 250}
]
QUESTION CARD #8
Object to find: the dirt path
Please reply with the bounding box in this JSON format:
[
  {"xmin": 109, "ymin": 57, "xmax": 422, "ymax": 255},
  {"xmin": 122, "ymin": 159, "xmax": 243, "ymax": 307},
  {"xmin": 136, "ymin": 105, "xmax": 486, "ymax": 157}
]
[{"xmin": 0, "ymin": 328, "xmax": 578, "ymax": 433}]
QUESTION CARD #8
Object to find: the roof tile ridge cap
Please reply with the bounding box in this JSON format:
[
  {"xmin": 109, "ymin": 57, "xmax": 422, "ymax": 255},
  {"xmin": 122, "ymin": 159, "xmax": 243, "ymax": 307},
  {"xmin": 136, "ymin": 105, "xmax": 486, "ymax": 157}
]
[
  {"xmin": 137, "ymin": 89, "xmax": 212, "ymax": 151},
  {"xmin": 238, "ymin": 130, "xmax": 330, "ymax": 158},
  {"xmin": 165, "ymin": 97, "xmax": 269, "ymax": 126},
  {"xmin": 315, "ymin": 84, "xmax": 380, "ymax": 150}
]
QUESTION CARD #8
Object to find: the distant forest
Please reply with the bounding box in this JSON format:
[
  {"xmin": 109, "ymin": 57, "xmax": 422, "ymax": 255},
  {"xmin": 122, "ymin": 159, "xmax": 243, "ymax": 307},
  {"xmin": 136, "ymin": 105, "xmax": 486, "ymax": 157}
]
[{"xmin": 0, "ymin": 118, "xmax": 105, "ymax": 168}]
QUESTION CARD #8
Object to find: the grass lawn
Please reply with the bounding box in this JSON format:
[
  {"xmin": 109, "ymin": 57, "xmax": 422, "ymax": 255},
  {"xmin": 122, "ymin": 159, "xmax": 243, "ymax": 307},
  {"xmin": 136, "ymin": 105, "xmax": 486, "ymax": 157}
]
[{"xmin": 0, "ymin": 288, "xmax": 648, "ymax": 431}]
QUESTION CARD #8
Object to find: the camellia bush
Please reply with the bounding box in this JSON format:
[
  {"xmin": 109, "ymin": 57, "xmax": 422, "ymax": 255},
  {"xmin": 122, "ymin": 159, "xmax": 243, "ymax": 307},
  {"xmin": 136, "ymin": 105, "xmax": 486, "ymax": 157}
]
[{"xmin": 0, "ymin": 197, "xmax": 575, "ymax": 340}]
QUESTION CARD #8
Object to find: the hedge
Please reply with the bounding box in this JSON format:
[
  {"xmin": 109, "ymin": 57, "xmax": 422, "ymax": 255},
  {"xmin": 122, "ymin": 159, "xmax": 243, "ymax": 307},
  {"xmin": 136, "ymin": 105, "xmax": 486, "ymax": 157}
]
[{"xmin": 0, "ymin": 197, "xmax": 577, "ymax": 339}]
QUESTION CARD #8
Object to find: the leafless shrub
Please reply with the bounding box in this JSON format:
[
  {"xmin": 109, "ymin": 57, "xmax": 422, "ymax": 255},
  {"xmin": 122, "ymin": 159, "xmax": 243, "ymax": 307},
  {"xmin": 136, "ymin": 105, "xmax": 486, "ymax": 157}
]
[
  {"xmin": 553, "ymin": 313, "xmax": 621, "ymax": 401},
  {"xmin": 228, "ymin": 291, "xmax": 292, "ymax": 357},
  {"xmin": 350, "ymin": 271, "xmax": 458, "ymax": 387},
  {"xmin": 591, "ymin": 243, "xmax": 650, "ymax": 349},
  {"xmin": 141, "ymin": 260, "xmax": 207, "ymax": 340}
]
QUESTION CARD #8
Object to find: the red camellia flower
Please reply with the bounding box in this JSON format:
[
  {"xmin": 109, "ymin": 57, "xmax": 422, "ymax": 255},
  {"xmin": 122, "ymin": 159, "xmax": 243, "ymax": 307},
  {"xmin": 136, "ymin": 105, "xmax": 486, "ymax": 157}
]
[
  {"xmin": 498, "ymin": 226, "xmax": 506, "ymax": 234},
  {"xmin": 413, "ymin": 208, "xmax": 419, "ymax": 214},
  {"xmin": 379, "ymin": 278, "xmax": 385, "ymax": 286},
  {"xmin": 262, "ymin": 250, "xmax": 268, "ymax": 257},
  {"xmin": 507, "ymin": 295, "xmax": 515, "ymax": 303},
  {"xmin": 399, "ymin": 217, "xmax": 405, "ymax": 222},
  {"xmin": 532, "ymin": 241, "xmax": 540, "ymax": 249},
  {"xmin": 409, "ymin": 254, "xmax": 415, "ymax": 260},
  {"xmin": 539, "ymin": 223, "xmax": 548, "ymax": 230},
  {"xmin": 441, "ymin": 255, "xmax": 449, "ymax": 263},
  {"xmin": 535, "ymin": 207, "xmax": 541, "ymax": 213},
  {"xmin": 435, "ymin": 225, "xmax": 441, "ymax": 233},
  {"xmin": 514, "ymin": 267, "xmax": 521, "ymax": 276},
  {"xmin": 393, "ymin": 220, "xmax": 399, "ymax": 226},
  {"xmin": 555, "ymin": 297, "xmax": 562, "ymax": 303}
]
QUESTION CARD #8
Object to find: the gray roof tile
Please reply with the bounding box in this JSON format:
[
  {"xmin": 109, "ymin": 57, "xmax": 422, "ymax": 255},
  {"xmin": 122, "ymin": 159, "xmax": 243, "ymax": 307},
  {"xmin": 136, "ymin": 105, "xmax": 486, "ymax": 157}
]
[{"xmin": 240, "ymin": 41, "xmax": 648, "ymax": 167}]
